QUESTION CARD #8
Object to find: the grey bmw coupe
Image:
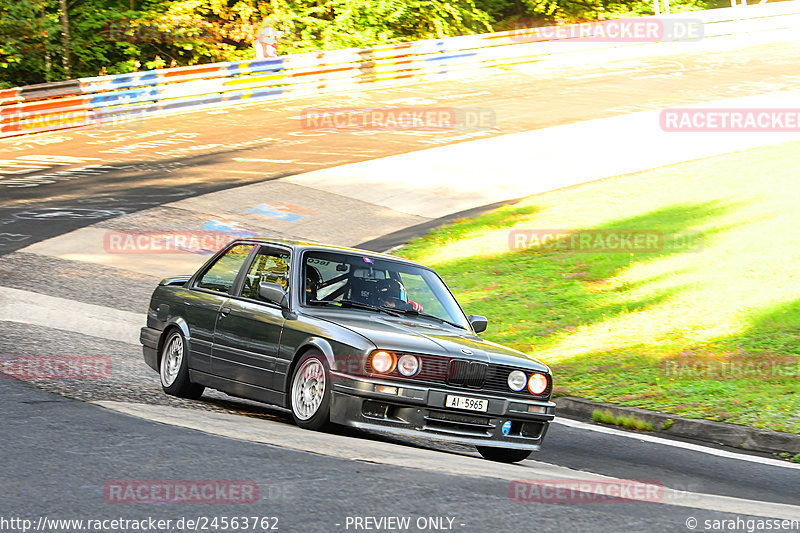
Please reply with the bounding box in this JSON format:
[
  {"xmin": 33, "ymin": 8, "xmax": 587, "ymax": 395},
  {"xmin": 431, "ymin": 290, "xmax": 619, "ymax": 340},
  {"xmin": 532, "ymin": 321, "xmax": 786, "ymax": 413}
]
[{"xmin": 140, "ymin": 238, "xmax": 555, "ymax": 462}]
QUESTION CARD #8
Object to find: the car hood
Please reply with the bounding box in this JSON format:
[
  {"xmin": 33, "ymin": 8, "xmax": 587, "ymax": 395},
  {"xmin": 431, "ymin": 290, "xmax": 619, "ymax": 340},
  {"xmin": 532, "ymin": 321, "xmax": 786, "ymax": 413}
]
[{"xmin": 304, "ymin": 309, "xmax": 550, "ymax": 373}]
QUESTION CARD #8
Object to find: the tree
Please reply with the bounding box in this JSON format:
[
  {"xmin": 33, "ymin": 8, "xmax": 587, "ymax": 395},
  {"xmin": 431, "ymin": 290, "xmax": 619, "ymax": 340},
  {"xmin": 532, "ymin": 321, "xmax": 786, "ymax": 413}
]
[
  {"xmin": 59, "ymin": 0, "xmax": 71, "ymax": 77},
  {"xmin": 0, "ymin": 0, "xmax": 715, "ymax": 88},
  {"xmin": 0, "ymin": 0, "xmax": 60, "ymax": 87}
]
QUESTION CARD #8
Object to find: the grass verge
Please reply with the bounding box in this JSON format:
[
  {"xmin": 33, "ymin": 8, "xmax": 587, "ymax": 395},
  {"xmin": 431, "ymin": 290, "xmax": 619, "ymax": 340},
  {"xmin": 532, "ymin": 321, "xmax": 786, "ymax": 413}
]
[
  {"xmin": 396, "ymin": 140, "xmax": 800, "ymax": 433},
  {"xmin": 592, "ymin": 409, "xmax": 654, "ymax": 431}
]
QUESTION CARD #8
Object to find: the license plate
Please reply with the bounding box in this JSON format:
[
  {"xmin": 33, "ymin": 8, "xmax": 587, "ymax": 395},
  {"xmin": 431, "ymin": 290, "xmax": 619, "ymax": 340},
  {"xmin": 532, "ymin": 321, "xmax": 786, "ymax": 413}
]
[{"xmin": 445, "ymin": 395, "xmax": 488, "ymax": 412}]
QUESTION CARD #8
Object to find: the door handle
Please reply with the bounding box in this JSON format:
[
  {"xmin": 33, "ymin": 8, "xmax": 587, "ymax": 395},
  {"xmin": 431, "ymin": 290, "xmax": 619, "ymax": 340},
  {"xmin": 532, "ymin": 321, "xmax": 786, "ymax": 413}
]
[{"xmin": 220, "ymin": 307, "xmax": 232, "ymax": 317}]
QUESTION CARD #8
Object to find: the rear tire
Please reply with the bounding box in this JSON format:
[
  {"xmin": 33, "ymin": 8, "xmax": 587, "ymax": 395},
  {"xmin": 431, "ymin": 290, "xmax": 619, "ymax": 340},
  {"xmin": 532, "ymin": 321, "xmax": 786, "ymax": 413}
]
[
  {"xmin": 159, "ymin": 329, "xmax": 204, "ymax": 399},
  {"xmin": 477, "ymin": 446, "xmax": 532, "ymax": 463},
  {"xmin": 289, "ymin": 352, "xmax": 332, "ymax": 431}
]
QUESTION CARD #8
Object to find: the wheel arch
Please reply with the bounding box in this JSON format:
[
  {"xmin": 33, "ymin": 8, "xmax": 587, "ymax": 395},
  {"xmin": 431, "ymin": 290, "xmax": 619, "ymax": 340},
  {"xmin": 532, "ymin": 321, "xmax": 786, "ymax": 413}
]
[
  {"xmin": 156, "ymin": 319, "xmax": 191, "ymax": 368},
  {"xmin": 282, "ymin": 337, "xmax": 335, "ymax": 406}
]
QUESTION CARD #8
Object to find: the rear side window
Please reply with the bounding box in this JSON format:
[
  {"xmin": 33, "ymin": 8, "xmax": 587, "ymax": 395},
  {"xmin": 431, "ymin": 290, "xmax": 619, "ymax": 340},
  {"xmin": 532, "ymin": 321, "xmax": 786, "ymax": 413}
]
[{"xmin": 196, "ymin": 244, "xmax": 254, "ymax": 293}]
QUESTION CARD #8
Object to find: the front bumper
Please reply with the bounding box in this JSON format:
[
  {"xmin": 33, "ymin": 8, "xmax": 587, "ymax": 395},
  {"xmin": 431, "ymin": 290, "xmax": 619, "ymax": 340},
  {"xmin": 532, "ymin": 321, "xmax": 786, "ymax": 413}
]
[{"xmin": 330, "ymin": 372, "xmax": 555, "ymax": 450}]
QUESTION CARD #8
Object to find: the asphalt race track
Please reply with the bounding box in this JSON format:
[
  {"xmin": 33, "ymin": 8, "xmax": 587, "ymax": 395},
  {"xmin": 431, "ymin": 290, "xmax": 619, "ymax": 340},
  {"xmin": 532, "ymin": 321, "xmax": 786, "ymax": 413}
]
[{"xmin": 1, "ymin": 40, "xmax": 800, "ymax": 532}]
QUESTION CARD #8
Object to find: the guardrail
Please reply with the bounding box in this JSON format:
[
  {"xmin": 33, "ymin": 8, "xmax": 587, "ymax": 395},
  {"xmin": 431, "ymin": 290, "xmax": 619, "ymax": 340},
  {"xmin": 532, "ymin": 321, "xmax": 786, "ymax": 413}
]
[{"xmin": 2, "ymin": 1, "xmax": 799, "ymax": 138}]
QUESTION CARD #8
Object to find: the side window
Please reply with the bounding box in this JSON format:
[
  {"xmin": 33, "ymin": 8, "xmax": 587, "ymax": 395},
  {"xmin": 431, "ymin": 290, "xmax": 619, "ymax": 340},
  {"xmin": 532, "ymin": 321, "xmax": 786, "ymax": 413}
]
[
  {"xmin": 241, "ymin": 249, "xmax": 290, "ymax": 300},
  {"xmin": 304, "ymin": 255, "xmax": 350, "ymax": 303},
  {"xmin": 196, "ymin": 244, "xmax": 254, "ymax": 294}
]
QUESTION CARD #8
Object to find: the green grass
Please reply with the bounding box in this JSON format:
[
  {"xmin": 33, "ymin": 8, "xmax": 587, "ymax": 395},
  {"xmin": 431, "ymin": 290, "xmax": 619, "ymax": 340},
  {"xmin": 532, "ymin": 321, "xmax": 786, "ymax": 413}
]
[
  {"xmin": 396, "ymin": 141, "xmax": 800, "ymax": 433},
  {"xmin": 592, "ymin": 409, "xmax": 654, "ymax": 431}
]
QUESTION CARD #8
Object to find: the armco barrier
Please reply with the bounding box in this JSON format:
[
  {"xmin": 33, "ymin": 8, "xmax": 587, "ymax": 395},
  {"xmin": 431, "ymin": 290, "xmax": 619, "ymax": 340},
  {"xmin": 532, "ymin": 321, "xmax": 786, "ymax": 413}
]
[{"xmin": 1, "ymin": 1, "xmax": 799, "ymax": 138}]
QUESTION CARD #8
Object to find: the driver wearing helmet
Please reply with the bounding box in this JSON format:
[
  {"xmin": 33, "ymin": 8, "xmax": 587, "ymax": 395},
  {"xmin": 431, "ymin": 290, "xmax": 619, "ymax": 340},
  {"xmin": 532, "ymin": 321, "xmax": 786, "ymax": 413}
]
[{"xmin": 376, "ymin": 278, "xmax": 423, "ymax": 312}]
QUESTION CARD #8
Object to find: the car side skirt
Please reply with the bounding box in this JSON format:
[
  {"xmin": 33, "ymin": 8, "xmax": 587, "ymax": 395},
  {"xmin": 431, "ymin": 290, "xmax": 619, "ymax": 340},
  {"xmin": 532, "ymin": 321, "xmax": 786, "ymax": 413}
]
[{"xmin": 189, "ymin": 370, "xmax": 285, "ymax": 407}]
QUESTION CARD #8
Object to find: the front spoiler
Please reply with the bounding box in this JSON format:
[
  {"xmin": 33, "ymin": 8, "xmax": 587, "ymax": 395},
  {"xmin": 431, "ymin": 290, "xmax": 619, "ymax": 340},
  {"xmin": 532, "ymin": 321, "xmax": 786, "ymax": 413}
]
[{"xmin": 330, "ymin": 372, "xmax": 555, "ymax": 450}]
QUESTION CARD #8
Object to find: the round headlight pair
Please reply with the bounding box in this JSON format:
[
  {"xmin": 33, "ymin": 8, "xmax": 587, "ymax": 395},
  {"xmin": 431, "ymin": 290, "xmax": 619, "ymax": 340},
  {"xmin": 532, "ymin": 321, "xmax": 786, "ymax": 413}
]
[
  {"xmin": 370, "ymin": 351, "xmax": 420, "ymax": 376},
  {"xmin": 507, "ymin": 370, "xmax": 549, "ymax": 395}
]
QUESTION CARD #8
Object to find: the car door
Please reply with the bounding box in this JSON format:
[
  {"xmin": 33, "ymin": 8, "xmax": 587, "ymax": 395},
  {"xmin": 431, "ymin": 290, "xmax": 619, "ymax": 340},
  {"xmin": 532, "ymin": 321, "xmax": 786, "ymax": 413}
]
[
  {"xmin": 185, "ymin": 243, "xmax": 255, "ymax": 374},
  {"xmin": 211, "ymin": 245, "xmax": 290, "ymax": 393}
]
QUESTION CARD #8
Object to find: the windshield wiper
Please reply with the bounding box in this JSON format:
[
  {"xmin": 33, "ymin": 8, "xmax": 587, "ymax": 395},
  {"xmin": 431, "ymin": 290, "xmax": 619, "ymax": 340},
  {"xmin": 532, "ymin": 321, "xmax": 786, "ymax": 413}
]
[
  {"xmin": 307, "ymin": 299, "xmax": 338, "ymax": 307},
  {"xmin": 400, "ymin": 309, "xmax": 467, "ymax": 330},
  {"xmin": 341, "ymin": 300, "xmax": 404, "ymax": 317},
  {"xmin": 308, "ymin": 299, "xmax": 402, "ymax": 317}
]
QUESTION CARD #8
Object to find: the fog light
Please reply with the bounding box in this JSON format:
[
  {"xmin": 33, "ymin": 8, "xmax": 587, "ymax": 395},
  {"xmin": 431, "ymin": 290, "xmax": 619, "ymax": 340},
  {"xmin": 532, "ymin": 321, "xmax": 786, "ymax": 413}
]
[
  {"xmin": 397, "ymin": 354, "xmax": 420, "ymax": 376},
  {"xmin": 374, "ymin": 385, "xmax": 399, "ymax": 395},
  {"xmin": 371, "ymin": 351, "xmax": 396, "ymax": 373},
  {"xmin": 508, "ymin": 370, "xmax": 527, "ymax": 391},
  {"xmin": 528, "ymin": 373, "xmax": 548, "ymax": 395}
]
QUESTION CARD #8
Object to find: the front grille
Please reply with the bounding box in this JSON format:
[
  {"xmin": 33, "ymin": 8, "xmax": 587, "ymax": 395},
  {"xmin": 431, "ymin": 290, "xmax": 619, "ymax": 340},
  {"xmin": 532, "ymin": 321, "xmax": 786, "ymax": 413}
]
[
  {"xmin": 416, "ymin": 355, "xmax": 449, "ymax": 382},
  {"xmin": 424, "ymin": 409, "xmax": 494, "ymax": 437},
  {"xmin": 447, "ymin": 359, "xmax": 487, "ymax": 388}
]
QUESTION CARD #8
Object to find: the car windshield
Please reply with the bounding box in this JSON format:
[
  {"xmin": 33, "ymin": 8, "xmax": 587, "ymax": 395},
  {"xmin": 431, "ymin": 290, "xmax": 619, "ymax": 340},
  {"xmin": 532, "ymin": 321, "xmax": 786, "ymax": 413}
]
[{"xmin": 301, "ymin": 250, "xmax": 470, "ymax": 330}]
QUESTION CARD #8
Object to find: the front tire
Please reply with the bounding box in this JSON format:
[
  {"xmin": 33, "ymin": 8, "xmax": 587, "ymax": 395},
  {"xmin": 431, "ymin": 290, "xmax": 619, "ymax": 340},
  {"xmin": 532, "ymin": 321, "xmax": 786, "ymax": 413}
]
[
  {"xmin": 477, "ymin": 446, "xmax": 532, "ymax": 463},
  {"xmin": 289, "ymin": 352, "xmax": 331, "ymax": 430},
  {"xmin": 159, "ymin": 329, "xmax": 204, "ymax": 399}
]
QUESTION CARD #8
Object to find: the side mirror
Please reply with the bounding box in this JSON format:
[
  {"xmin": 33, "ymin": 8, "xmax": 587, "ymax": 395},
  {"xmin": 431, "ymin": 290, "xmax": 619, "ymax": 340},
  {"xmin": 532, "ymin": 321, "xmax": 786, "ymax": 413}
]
[
  {"xmin": 258, "ymin": 282, "xmax": 289, "ymax": 308},
  {"xmin": 468, "ymin": 314, "xmax": 488, "ymax": 334}
]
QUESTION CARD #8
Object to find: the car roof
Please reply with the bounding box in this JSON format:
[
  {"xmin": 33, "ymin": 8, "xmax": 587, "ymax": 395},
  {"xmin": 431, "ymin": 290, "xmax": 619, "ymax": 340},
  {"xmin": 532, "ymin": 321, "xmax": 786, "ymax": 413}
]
[{"xmin": 232, "ymin": 238, "xmax": 427, "ymax": 268}]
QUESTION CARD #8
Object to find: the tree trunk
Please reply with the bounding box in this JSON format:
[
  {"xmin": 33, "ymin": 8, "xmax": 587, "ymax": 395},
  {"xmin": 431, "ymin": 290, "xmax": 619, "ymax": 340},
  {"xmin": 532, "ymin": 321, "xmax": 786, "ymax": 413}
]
[
  {"xmin": 43, "ymin": 4, "xmax": 52, "ymax": 81},
  {"xmin": 59, "ymin": 0, "xmax": 71, "ymax": 78}
]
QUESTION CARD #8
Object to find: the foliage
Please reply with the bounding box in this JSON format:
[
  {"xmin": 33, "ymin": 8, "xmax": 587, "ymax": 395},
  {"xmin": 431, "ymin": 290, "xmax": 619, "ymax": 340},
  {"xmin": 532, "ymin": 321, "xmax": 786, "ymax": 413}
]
[
  {"xmin": 1, "ymin": 0, "xmax": 721, "ymax": 88},
  {"xmin": 0, "ymin": 0, "xmax": 60, "ymax": 86}
]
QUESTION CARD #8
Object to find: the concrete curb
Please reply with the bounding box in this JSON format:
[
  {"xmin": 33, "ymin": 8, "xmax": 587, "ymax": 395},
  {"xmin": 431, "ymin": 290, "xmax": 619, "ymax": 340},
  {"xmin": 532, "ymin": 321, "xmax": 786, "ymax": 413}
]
[{"xmin": 554, "ymin": 396, "xmax": 800, "ymax": 455}]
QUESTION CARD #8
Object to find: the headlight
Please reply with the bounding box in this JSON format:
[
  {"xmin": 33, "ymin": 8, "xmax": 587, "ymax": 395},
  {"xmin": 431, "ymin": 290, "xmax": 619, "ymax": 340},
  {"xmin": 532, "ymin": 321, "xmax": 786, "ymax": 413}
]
[
  {"xmin": 370, "ymin": 351, "xmax": 396, "ymax": 373},
  {"xmin": 397, "ymin": 354, "xmax": 420, "ymax": 376},
  {"xmin": 528, "ymin": 373, "xmax": 549, "ymax": 395},
  {"xmin": 507, "ymin": 370, "xmax": 527, "ymax": 391}
]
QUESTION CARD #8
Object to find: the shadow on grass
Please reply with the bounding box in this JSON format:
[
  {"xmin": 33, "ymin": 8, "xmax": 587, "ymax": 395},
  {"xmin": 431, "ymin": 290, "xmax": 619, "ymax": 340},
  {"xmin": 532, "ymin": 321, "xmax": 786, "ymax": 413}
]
[
  {"xmin": 719, "ymin": 299, "xmax": 800, "ymax": 358},
  {"xmin": 433, "ymin": 200, "xmax": 736, "ymax": 351},
  {"xmin": 553, "ymin": 298, "xmax": 800, "ymax": 430}
]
